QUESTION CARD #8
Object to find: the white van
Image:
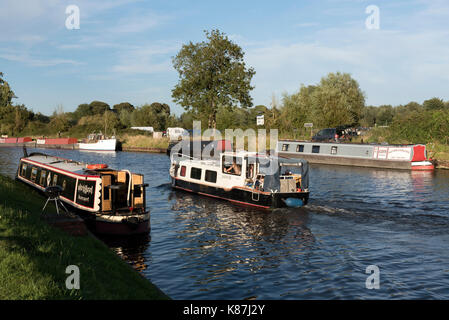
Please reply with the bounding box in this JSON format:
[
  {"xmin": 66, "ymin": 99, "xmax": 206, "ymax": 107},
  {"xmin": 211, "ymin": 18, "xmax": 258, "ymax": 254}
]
[{"xmin": 167, "ymin": 127, "xmax": 189, "ymax": 141}]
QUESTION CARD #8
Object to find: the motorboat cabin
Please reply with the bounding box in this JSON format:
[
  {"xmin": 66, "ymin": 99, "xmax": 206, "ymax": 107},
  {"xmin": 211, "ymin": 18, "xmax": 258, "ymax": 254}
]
[{"xmin": 169, "ymin": 150, "xmax": 310, "ymax": 209}]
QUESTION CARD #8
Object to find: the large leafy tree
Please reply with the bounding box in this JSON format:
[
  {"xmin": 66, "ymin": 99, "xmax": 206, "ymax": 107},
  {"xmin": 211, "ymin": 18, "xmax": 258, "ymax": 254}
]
[
  {"xmin": 172, "ymin": 29, "xmax": 255, "ymax": 128},
  {"xmin": 311, "ymin": 72, "xmax": 365, "ymax": 128}
]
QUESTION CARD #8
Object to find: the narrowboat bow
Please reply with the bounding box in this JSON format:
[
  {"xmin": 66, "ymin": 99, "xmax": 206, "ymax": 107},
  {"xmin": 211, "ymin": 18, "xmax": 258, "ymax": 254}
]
[{"xmin": 16, "ymin": 150, "xmax": 150, "ymax": 235}]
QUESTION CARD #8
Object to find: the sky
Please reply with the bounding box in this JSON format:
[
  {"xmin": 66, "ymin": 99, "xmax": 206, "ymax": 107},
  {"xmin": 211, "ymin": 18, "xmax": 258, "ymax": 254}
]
[{"xmin": 1, "ymin": 0, "xmax": 449, "ymax": 116}]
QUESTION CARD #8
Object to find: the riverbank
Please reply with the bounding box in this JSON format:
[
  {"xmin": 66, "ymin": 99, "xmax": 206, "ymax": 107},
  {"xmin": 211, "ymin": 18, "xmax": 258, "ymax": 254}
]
[{"xmin": 0, "ymin": 174, "xmax": 169, "ymax": 300}]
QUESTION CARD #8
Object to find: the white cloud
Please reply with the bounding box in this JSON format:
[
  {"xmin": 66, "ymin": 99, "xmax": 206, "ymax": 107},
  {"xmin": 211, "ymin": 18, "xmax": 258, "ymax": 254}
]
[
  {"xmin": 244, "ymin": 25, "xmax": 449, "ymax": 106},
  {"xmin": 0, "ymin": 52, "xmax": 82, "ymax": 67},
  {"xmin": 111, "ymin": 42, "xmax": 180, "ymax": 74}
]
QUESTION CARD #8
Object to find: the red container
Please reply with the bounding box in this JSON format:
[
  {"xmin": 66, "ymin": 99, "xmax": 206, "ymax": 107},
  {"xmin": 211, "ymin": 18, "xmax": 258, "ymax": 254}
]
[
  {"xmin": 4, "ymin": 138, "xmax": 17, "ymax": 143},
  {"xmin": 17, "ymin": 137, "xmax": 32, "ymax": 143}
]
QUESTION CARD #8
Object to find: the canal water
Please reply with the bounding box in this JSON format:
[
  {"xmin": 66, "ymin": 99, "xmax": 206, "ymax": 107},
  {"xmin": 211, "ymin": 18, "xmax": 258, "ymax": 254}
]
[{"xmin": 1, "ymin": 147, "xmax": 449, "ymax": 299}]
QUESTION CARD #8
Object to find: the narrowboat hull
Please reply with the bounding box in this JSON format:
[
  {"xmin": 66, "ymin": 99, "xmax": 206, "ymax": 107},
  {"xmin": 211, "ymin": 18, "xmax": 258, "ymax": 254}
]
[{"xmin": 172, "ymin": 177, "xmax": 309, "ymax": 209}]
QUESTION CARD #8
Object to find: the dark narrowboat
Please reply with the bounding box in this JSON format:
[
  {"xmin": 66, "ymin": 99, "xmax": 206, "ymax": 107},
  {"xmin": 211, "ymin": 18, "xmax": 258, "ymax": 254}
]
[{"xmin": 16, "ymin": 150, "xmax": 150, "ymax": 235}]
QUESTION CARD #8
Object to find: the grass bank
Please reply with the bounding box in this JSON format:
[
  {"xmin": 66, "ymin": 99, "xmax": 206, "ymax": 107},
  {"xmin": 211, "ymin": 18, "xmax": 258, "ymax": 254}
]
[{"xmin": 0, "ymin": 174, "xmax": 169, "ymax": 300}]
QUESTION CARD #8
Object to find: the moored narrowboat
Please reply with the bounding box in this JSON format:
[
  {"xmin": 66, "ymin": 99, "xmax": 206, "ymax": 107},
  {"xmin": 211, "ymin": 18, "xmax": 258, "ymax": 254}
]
[
  {"xmin": 277, "ymin": 140, "xmax": 434, "ymax": 170},
  {"xmin": 16, "ymin": 150, "xmax": 150, "ymax": 235},
  {"xmin": 169, "ymin": 150, "xmax": 310, "ymax": 209}
]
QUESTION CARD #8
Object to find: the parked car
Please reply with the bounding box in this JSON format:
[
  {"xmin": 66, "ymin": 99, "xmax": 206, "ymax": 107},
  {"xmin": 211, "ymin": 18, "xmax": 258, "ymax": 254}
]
[
  {"xmin": 312, "ymin": 128, "xmax": 338, "ymax": 142},
  {"xmin": 312, "ymin": 127, "xmax": 352, "ymax": 142}
]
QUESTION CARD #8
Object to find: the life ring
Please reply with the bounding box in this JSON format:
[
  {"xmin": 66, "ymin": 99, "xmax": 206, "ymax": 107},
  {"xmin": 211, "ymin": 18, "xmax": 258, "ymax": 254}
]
[{"xmin": 86, "ymin": 163, "xmax": 108, "ymax": 170}]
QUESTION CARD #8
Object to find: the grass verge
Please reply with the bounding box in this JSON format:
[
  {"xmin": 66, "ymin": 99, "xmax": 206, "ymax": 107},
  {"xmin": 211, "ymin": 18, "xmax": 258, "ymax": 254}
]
[
  {"xmin": 0, "ymin": 174, "xmax": 169, "ymax": 300},
  {"xmin": 120, "ymin": 134, "xmax": 170, "ymax": 149}
]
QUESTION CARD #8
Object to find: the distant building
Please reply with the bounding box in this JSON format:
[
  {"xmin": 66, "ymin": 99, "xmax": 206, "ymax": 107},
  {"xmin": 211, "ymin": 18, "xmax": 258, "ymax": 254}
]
[{"xmin": 131, "ymin": 126, "xmax": 154, "ymax": 133}]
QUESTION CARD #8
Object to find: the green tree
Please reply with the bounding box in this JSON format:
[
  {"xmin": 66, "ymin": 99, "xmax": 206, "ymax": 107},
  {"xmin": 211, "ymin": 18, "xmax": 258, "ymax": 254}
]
[
  {"xmin": 113, "ymin": 102, "xmax": 135, "ymax": 114},
  {"xmin": 89, "ymin": 101, "xmax": 110, "ymax": 115},
  {"xmin": 172, "ymin": 29, "xmax": 255, "ymax": 129},
  {"xmin": 279, "ymin": 85, "xmax": 316, "ymax": 135},
  {"xmin": 0, "ymin": 72, "xmax": 16, "ymax": 107},
  {"xmin": 376, "ymin": 105, "xmax": 394, "ymax": 126},
  {"xmin": 73, "ymin": 103, "xmax": 92, "ymax": 121},
  {"xmin": 103, "ymin": 110, "xmax": 119, "ymax": 135},
  {"xmin": 49, "ymin": 105, "xmax": 70, "ymax": 133},
  {"xmin": 423, "ymin": 97, "xmax": 445, "ymax": 111},
  {"xmin": 311, "ymin": 72, "xmax": 365, "ymax": 128}
]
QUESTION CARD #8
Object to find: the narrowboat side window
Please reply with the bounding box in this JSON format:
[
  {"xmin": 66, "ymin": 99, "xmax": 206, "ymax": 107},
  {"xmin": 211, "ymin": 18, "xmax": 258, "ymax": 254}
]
[
  {"xmin": 331, "ymin": 146, "xmax": 338, "ymax": 155},
  {"xmin": 296, "ymin": 145, "xmax": 304, "ymax": 152},
  {"xmin": 52, "ymin": 174, "xmax": 58, "ymax": 186},
  {"xmin": 312, "ymin": 145, "xmax": 320, "ymax": 153},
  {"xmin": 21, "ymin": 163, "xmax": 27, "ymax": 177},
  {"xmin": 282, "ymin": 144, "xmax": 289, "ymax": 151},
  {"xmin": 39, "ymin": 170, "xmax": 47, "ymax": 186},
  {"xmin": 205, "ymin": 170, "xmax": 217, "ymax": 183},
  {"xmin": 62, "ymin": 179, "xmax": 67, "ymax": 191},
  {"xmin": 222, "ymin": 156, "xmax": 242, "ymax": 176},
  {"xmin": 180, "ymin": 166, "xmax": 186, "ymax": 177},
  {"xmin": 190, "ymin": 167, "xmax": 202, "ymax": 180},
  {"xmin": 30, "ymin": 167, "xmax": 38, "ymax": 182}
]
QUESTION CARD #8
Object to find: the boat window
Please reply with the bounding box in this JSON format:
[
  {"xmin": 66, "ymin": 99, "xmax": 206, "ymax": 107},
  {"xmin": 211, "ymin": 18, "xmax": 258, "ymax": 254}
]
[
  {"xmin": 296, "ymin": 145, "xmax": 304, "ymax": 152},
  {"xmin": 52, "ymin": 174, "xmax": 58, "ymax": 186},
  {"xmin": 39, "ymin": 170, "xmax": 47, "ymax": 186},
  {"xmin": 62, "ymin": 179, "xmax": 67, "ymax": 191},
  {"xmin": 190, "ymin": 167, "xmax": 202, "ymax": 180},
  {"xmin": 180, "ymin": 166, "xmax": 186, "ymax": 177},
  {"xmin": 222, "ymin": 156, "xmax": 242, "ymax": 176},
  {"xmin": 21, "ymin": 163, "xmax": 27, "ymax": 177},
  {"xmin": 282, "ymin": 144, "xmax": 289, "ymax": 151},
  {"xmin": 312, "ymin": 145, "xmax": 320, "ymax": 153},
  {"xmin": 31, "ymin": 167, "xmax": 38, "ymax": 182},
  {"xmin": 205, "ymin": 170, "xmax": 217, "ymax": 183},
  {"xmin": 331, "ymin": 146, "xmax": 338, "ymax": 155}
]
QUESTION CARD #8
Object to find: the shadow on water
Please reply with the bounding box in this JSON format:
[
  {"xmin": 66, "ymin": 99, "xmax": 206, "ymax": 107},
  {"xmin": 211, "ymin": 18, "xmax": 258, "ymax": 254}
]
[{"xmin": 98, "ymin": 233, "xmax": 151, "ymax": 272}]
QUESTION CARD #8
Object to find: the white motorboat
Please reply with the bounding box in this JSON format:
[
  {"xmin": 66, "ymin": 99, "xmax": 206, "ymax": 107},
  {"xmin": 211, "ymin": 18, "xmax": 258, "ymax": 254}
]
[{"xmin": 79, "ymin": 133, "xmax": 117, "ymax": 151}]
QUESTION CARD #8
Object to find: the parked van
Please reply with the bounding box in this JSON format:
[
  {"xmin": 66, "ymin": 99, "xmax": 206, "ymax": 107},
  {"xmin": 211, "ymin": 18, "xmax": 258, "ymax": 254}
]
[{"xmin": 167, "ymin": 127, "xmax": 189, "ymax": 141}]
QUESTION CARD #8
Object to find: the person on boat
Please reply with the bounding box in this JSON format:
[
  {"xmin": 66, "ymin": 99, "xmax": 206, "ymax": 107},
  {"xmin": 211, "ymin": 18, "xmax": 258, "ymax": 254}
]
[
  {"xmin": 254, "ymin": 175, "xmax": 264, "ymax": 191},
  {"xmin": 225, "ymin": 159, "xmax": 241, "ymax": 175}
]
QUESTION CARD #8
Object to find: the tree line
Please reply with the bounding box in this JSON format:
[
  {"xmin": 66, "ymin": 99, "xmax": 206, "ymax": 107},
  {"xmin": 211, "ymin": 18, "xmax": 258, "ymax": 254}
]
[{"xmin": 2, "ymin": 29, "xmax": 449, "ymax": 146}]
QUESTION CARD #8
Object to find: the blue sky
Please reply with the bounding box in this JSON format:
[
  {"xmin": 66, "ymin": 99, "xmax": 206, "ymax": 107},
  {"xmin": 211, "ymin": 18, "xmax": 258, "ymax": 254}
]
[{"xmin": 1, "ymin": 0, "xmax": 448, "ymax": 116}]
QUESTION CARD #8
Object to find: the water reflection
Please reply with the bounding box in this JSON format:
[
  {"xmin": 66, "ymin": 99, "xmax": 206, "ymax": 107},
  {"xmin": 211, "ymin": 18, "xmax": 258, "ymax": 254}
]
[
  {"xmin": 79, "ymin": 150, "xmax": 117, "ymax": 157},
  {"xmin": 99, "ymin": 234, "xmax": 151, "ymax": 272},
  {"xmin": 169, "ymin": 190, "xmax": 315, "ymax": 291}
]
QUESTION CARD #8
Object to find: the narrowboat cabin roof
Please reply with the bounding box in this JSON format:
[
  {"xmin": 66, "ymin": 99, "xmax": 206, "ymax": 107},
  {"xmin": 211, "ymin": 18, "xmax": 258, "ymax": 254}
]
[{"xmin": 21, "ymin": 153, "xmax": 118, "ymax": 177}]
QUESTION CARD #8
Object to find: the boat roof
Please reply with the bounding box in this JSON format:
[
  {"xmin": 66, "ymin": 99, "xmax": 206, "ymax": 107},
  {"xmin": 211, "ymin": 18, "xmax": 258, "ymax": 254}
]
[
  {"xmin": 22, "ymin": 154, "xmax": 100, "ymax": 176},
  {"xmin": 277, "ymin": 139, "xmax": 426, "ymax": 147}
]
